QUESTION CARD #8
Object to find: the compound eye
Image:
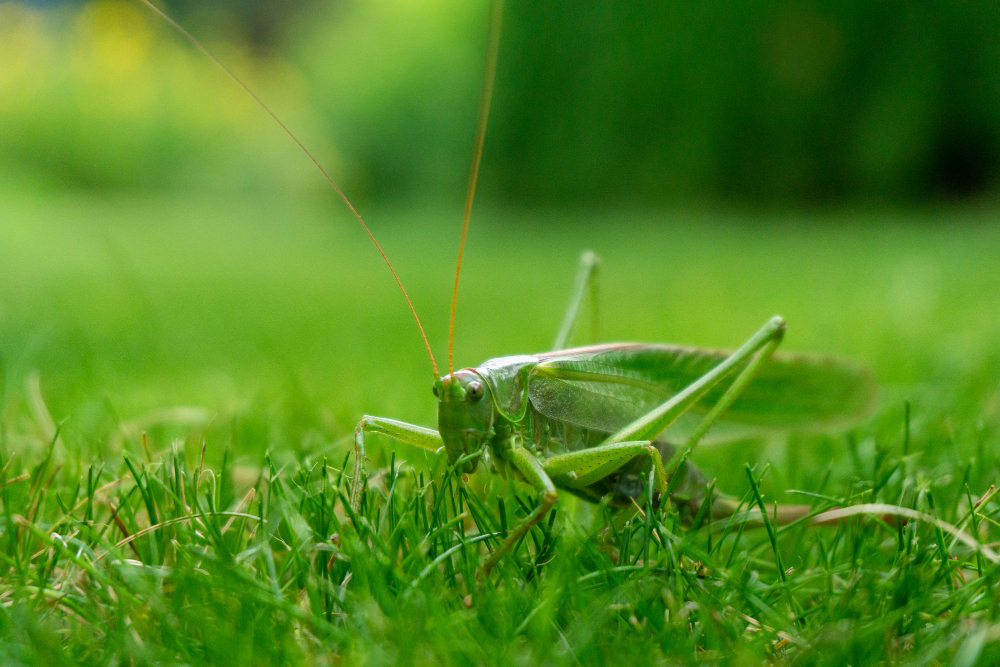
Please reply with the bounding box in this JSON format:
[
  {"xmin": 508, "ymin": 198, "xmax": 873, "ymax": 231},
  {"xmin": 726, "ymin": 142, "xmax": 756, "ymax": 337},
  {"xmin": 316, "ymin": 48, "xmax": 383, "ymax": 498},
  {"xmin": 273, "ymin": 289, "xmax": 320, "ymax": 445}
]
[
  {"xmin": 467, "ymin": 381, "xmax": 484, "ymax": 401},
  {"xmin": 432, "ymin": 384, "xmax": 439, "ymax": 398}
]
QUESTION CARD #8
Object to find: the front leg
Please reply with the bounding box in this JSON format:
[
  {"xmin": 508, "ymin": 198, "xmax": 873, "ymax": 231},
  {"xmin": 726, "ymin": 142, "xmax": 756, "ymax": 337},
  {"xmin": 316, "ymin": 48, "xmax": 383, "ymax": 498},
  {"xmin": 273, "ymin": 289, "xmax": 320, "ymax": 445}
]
[
  {"xmin": 352, "ymin": 415, "xmax": 443, "ymax": 509},
  {"xmin": 480, "ymin": 447, "xmax": 558, "ymax": 579}
]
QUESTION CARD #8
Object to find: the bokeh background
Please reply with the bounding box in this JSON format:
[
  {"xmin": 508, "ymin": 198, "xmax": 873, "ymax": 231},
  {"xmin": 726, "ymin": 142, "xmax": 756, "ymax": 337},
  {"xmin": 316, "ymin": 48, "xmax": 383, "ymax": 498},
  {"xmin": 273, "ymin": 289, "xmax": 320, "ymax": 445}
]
[
  {"xmin": 1, "ymin": 0, "xmax": 999, "ymax": 488},
  {"xmin": 5, "ymin": 0, "xmax": 1000, "ymax": 202}
]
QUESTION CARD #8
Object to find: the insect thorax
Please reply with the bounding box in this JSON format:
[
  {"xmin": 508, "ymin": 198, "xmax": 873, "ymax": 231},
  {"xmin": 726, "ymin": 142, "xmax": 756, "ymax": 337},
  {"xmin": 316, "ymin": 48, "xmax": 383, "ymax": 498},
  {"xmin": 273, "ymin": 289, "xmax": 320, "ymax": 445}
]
[{"xmin": 520, "ymin": 405, "xmax": 606, "ymax": 456}]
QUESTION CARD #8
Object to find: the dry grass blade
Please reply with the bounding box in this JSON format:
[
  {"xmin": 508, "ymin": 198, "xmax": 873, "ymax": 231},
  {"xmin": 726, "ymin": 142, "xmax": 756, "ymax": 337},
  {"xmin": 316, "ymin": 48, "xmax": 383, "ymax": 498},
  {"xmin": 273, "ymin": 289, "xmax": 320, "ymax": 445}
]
[{"xmin": 811, "ymin": 503, "xmax": 1000, "ymax": 563}]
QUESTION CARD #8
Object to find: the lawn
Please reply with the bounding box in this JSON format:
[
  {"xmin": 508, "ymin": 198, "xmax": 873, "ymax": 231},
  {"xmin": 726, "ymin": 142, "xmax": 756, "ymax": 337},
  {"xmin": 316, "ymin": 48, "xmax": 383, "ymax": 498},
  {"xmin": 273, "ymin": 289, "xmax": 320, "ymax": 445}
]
[{"xmin": 1, "ymin": 188, "xmax": 1000, "ymax": 664}]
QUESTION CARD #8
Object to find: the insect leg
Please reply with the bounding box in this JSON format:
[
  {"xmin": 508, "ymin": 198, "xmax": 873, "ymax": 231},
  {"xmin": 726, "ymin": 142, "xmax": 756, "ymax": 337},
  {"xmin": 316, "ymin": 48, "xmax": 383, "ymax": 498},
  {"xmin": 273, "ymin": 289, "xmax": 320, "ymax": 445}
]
[
  {"xmin": 480, "ymin": 447, "xmax": 557, "ymax": 579},
  {"xmin": 663, "ymin": 328, "xmax": 784, "ymax": 475},
  {"xmin": 543, "ymin": 440, "xmax": 666, "ymax": 492},
  {"xmin": 552, "ymin": 251, "xmax": 601, "ymax": 350},
  {"xmin": 352, "ymin": 415, "xmax": 443, "ymax": 509},
  {"xmin": 601, "ymin": 316, "xmax": 786, "ymax": 446}
]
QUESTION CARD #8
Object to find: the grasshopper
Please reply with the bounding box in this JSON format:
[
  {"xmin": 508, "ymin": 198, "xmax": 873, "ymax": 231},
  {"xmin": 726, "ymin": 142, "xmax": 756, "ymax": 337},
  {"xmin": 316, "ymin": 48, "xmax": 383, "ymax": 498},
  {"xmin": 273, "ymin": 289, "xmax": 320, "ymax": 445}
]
[
  {"xmin": 139, "ymin": 0, "xmax": 877, "ymax": 578},
  {"xmin": 356, "ymin": 304, "xmax": 876, "ymax": 577}
]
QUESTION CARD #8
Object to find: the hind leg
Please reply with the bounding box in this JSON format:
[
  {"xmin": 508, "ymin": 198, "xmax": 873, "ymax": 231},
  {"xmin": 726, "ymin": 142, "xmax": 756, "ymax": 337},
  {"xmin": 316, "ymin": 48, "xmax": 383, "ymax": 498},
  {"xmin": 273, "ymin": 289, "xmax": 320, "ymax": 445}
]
[
  {"xmin": 552, "ymin": 251, "xmax": 600, "ymax": 350},
  {"xmin": 601, "ymin": 317, "xmax": 786, "ymax": 456},
  {"xmin": 543, "ymin": 440, "xmax": 668, "ymax": 493}
]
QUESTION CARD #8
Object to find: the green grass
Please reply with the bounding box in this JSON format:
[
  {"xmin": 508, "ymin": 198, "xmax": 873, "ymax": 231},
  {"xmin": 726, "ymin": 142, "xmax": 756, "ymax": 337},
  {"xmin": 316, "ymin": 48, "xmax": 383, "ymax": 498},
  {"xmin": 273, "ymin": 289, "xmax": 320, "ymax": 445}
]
[{"xmin": 2, "ymin": 188, "xmax": 1000, "ymax": 664}]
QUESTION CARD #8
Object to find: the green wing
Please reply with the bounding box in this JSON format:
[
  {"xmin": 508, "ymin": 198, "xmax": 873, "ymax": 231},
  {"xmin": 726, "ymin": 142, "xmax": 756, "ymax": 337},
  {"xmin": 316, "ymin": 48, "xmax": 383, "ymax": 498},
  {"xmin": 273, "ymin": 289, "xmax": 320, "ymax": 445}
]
[{"xmin": 528, "ymin": 344, "xmax": 877, "ymax": 444}]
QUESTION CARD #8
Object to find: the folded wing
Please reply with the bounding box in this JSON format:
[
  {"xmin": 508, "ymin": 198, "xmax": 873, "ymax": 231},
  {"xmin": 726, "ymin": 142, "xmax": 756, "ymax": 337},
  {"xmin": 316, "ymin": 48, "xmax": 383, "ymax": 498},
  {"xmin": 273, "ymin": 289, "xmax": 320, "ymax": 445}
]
[{"xmin": 529, "ymin": 344, "xmax": 877, "ymax": 444}]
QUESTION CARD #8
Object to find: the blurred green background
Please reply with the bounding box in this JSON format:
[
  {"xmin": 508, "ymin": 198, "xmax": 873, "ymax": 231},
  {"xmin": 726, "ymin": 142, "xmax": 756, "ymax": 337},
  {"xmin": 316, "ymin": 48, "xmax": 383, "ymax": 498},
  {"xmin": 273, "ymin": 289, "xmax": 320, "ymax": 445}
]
[
  {"xmin": 4, "ymin": 0, "xmax": 999, "ymax": 202},
  {"xmin": 1, "ymin": 0, "xmax": 999, "ymax": 475}
]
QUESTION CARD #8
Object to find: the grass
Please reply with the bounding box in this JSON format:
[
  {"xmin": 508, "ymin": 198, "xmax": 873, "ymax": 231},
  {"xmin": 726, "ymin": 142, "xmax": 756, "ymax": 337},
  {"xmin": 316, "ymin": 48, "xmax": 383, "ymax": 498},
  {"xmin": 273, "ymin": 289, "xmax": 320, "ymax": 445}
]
[{"xmin": 2, "ymin": 188, "xmax": 1000, "ymax": 663}]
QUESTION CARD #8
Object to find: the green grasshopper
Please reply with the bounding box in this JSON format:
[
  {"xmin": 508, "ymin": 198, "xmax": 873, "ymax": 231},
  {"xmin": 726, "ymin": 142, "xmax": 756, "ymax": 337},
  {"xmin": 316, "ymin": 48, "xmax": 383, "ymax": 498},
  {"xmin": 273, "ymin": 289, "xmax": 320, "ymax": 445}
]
[
  {"xmin": 356, "ymin": 286, "xmax": 876, "ymax": 578},
  {"xmin": 141, "ymin": 0, "xmax": 877, "ymax": 578}
]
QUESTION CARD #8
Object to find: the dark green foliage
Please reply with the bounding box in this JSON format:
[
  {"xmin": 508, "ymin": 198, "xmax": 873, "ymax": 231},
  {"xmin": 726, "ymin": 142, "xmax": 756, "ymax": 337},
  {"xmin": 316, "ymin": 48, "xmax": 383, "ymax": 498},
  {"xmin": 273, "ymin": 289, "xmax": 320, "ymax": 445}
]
[
  {"xmin": 4, "ymin": 1, "xmax": 998, "ymax": 204},
  {"xmin": 489, "ymin": 0, "xmax": 1000, "ymax": 204}
]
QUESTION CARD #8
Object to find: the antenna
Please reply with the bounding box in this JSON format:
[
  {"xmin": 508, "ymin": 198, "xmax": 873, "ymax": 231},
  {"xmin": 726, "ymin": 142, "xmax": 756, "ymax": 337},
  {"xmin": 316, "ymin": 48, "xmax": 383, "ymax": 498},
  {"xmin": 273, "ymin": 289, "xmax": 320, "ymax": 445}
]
[
  {"xmin": 136, "ymin": 0, "xmax": 440, "ymax": 378},
  {"xmin": 447, "ymin": 0, "xmax": 504, "ymax": 376}
]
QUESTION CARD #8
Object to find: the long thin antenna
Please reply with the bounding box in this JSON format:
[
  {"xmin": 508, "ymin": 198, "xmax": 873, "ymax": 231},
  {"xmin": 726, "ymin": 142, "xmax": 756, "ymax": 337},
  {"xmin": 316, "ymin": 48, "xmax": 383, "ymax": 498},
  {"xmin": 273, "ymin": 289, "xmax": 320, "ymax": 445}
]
[
  {"xmin": 447, "ymin": 0, "xmax": 504, "ymax": 376},
  {"xmin": 136, "ymin": 0, "xmax": 439, "ymax": 378}
]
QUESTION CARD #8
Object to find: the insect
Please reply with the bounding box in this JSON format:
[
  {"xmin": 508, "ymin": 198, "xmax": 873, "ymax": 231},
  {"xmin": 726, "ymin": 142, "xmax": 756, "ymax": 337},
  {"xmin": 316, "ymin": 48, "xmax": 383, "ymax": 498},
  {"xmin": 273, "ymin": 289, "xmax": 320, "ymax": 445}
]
[{"xmin": 140, "ymin": 0, "xmax": 877, "ymax": 578}]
